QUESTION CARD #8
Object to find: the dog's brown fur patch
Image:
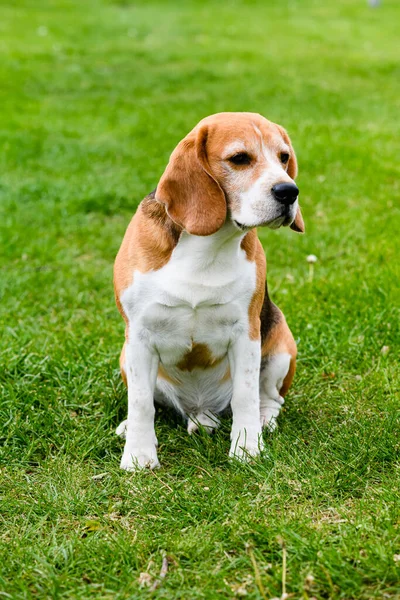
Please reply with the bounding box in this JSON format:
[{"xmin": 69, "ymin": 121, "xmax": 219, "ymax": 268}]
[
  {"xmin": 114, "ymin": 191, "xmax": 181, "ymax": 376},
  {"xmin": 177, "ymin": 342, "xmax": 223, "ymax": 372},
  {"xmin": 114, "ymin": 191, "xmax": 181, "ymax": 322},
  {"xmin": 240, "ymin": 229, "xmax": 266, "ymax": 341}
]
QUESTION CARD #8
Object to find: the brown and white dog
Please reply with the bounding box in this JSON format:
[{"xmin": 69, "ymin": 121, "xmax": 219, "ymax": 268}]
[{"xmin": 114, "ymin": 112, "xmax": 304, "ymax": 471}]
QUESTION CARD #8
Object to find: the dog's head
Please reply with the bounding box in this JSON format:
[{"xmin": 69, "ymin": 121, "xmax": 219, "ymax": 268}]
[{"xmin": 156, "ymin": 112, "xmax": 304, "ymax": 236}]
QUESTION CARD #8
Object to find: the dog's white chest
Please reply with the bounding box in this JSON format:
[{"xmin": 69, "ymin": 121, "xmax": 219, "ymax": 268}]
[{"xmin": 121, "ymin": 228, "xmax": 256, "ymax": 368}]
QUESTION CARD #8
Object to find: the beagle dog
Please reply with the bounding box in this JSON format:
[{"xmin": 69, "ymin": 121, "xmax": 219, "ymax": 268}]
[{"xmin": 114, "ymin": 112, "xmax": 304, "ymax": 471}]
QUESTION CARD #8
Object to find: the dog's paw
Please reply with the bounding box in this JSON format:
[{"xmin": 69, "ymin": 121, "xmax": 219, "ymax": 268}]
[
  {"xmin": 116, "ymin": 420, "xmax": 128, "ymax": 438},
  {"xmin": 187, "ymin": 411, "xmax": 220, "ymax": 435},
  {"xmin": 229, "ymin": 427, "xmax": 264, "ymax": 461},
  {"xmin": 260, "ymin": 410, "xmax": 279, "ymax": 432},
  {"xmin": 260, "ymin": 395, "xmax": 284, "ymax": 432},
  {"xmin": 120, "ymin": 445, "xmax": 160, "ymax": 471}
]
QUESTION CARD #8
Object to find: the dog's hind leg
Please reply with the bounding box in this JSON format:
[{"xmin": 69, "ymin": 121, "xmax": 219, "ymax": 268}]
[
  {"xmin": 259, "ymin": 294, "xmax": 296, "ymax": 431},
  {"xmin": 259, "ymin": 352, "xmax": 295, "ymax": 431}
]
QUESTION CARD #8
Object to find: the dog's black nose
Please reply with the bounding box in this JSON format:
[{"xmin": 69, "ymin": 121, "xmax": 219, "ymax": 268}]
[{"xmin": 271, "ymin": 182, "xmax": 299, "ymax": 205}]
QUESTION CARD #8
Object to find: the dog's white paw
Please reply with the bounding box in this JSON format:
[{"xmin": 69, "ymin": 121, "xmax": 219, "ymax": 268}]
[
  {"xmin": 116, "ymin": 420, "xmax": 128, "ymax": 438},
  {"xmin": 120, "ymin": 445, "xmax": 160, "ymax": 471},
  {"xmin": 260, "ymin": 410, "xmax": 279, "ymax": 432},
  {"xmin": 187, "ymin": 411, "xmax": 220, "ymax": 435},
  {"xmin": 260, "ymin": 394, "xmax": 284, "ymax": 432},
  {"xmin": 229, "ymin": 427, "xmax": 264, "ymax": 461}
]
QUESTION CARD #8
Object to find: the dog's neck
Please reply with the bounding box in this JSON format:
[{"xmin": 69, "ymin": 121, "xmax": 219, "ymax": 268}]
[{"xmin": 173, "ymin": 221, "xmax": 248, "ymax": 270}]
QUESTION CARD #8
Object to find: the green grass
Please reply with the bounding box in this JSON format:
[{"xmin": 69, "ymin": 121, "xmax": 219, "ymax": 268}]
[{"xmin": 1, "ymin": 0, "xmax": 399, "ymax": 598}]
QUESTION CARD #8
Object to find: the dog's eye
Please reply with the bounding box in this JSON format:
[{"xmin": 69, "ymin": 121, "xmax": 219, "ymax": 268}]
[
  {"xmin": 280, "ymin": 152, "xmax": 290, "ymax": 165},
  {"xmin": 228, "ymin": 152, "xmax": 252, "ymax": 166}
]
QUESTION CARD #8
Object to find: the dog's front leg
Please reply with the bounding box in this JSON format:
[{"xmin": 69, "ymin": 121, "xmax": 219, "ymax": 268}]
[
  {"xmin": 120, "ymin": 336, "xmax": 160, "ymax": 471},
  {"xmin": 228, "ymin": 335, "xmax": 263, "ymax": 460}
]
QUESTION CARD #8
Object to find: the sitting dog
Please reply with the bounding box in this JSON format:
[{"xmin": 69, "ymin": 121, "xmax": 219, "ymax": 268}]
[{"xmin": 114, "ymin": 112, "xmax": 304, "ymax": 470}]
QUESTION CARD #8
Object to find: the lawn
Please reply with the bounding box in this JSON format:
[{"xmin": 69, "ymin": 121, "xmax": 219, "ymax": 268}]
[{"xmin": 0, "ymin": 0, "xmax": 399, "ymax": 598}]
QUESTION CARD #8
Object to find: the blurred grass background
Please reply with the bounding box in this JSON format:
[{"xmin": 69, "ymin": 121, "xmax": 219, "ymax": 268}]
[{"xmin": 0, "ymin": 0, "xmax": 399, "ymax": 598}]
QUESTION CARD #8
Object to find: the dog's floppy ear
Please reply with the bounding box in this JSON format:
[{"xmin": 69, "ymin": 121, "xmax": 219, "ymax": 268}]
[
  {"xmin": 278, "ymin": 125, "xmax": 305, "ymax": 234},
  {"xmin": 156, "ymin": 125, "xmax": 227, "ymax": 236},
  {"xmin": 289, "ymin": 205, "xmax": 305, "ymax": 233}
]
